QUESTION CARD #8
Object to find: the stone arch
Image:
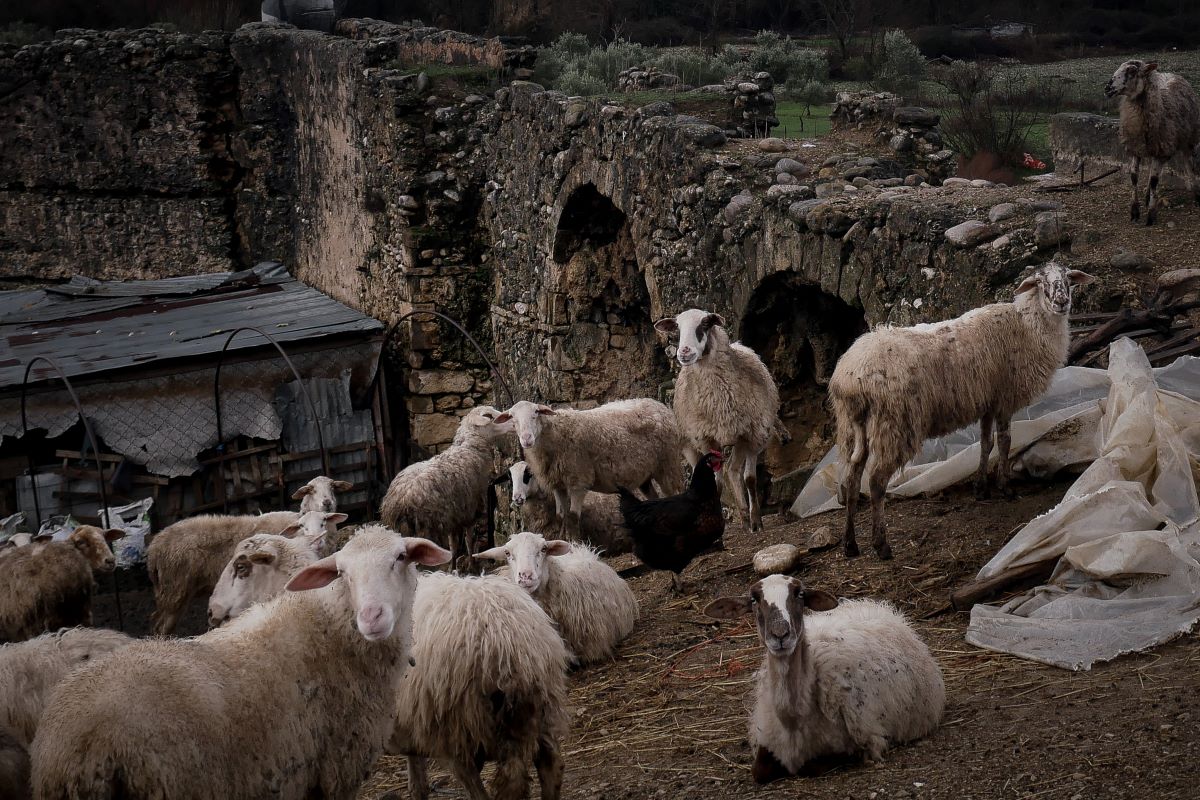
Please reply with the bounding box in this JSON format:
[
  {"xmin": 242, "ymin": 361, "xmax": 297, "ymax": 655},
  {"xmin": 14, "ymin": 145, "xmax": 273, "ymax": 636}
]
[{"xmin": 740, "ymin": 271, "xmax": 868, "ymax": 477}]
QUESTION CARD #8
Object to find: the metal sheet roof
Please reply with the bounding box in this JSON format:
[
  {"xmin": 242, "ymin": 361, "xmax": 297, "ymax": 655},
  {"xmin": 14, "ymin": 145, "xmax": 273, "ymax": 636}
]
[{"xmin": 0, "ymin": 262, "xmax": 384, "ymax": 389}]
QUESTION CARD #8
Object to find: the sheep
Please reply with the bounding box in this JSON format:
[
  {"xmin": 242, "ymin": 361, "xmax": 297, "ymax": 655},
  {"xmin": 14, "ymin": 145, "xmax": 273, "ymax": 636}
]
[
  {"xmin": 0, "ymin": 526, "xmax": 124, "ymax": 644},
  {"xmin": 200, "ymin": 535, "xmax": 571, "ymax": 800},
  {"xmin": 475, "ymin": 530, "xmax": 637, "ymax": 665},
  {"xmin": 705, "ymin": 576, "xmax": 944, "ymax": 783},
  {"xmin": 497, "ymin": 399, "xmax": 683, "ymax": 538},
  {"xmin": 31, "ymin": 524, "xmax": 451, "ymax": 800},
  {"xmin": 389, "ymin": 571, "xmax": 570, "ymax": 800},
  {"xmin": 653, "ymin": 309, "xmax": 780, "ymax": 532},
  {"xmin": 291, "ymin": 475, "xmax": 354, "ymax": 513},
  {"xmin": 146, "ymin": 508, "xmax": 342, "ymax": 635},
  {"xmin": 828, "ymin": 262, "xmax": 1096, "ymax": 559},
  {"xmin": 1104, "ymin": 59, "xmax": 1200, "ymax": 225},
  {"xmin": 508, "ymin": 460, "xmax": 630, "ymax": 554},
  {"xmin": 380, "ymin": 405, "xmax": 515, "ymax": 561}
]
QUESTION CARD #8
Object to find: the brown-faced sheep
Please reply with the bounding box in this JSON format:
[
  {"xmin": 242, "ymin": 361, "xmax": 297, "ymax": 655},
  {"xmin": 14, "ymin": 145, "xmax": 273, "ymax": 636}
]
[
  {"xmin": 1104, "ymin": 59, "xmax": 1200, "ymax": 225},
  {"xmin": 0, "ymin": 526, "xmax": 123, "ymax": 643},
  {"xmin": 654, "ymin": 309, "xmax": 780, "ymax": 532},
  {"xmin": 705, "ymin": 576, "xmax": 944, "ymax": 784},
  {"xmin": 828, "ymin": 263, "xmax": 1095, "ymax": 559}
]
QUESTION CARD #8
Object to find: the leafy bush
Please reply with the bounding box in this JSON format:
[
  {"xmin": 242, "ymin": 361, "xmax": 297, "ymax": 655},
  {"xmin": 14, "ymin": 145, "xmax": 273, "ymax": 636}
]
[
  {"xmin": 556, "ymin": 67, "xmax": 609, "ymax": 97},
  {"xmin": 650, "ymin": 50, "xmax": 728, "ymax": 87},
  {"xmin": 791, "ymin": 79, "xmax": 832, "ymax": 112},
  {"xmin": 0, "ymin": 21, "xmax": 53, "ymax": 46},
  {"xmin": 581, "ymin": 38, "xmax": 648, "ymax": 86},
  {"xmin": 746, "ymin": 30, "xmax": 827, "ymax": 85},
  {"xmin": 842, "ymin": 55, "xmax": 871, "ymax": 82},
  {"xmin": 877, "ymin": 29, "xmax": 926, "ymax": 98}
]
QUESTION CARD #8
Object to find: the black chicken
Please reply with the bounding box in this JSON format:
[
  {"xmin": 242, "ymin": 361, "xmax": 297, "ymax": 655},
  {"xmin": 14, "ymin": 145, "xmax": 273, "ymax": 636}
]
[{"xmin": 617, "ymin": 451, "xmax": 726, "ymax": 592}]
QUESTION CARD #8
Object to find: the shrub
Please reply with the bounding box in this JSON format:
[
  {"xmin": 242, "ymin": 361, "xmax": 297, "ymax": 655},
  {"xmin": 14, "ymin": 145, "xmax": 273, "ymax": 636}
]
[
  {"xmin": 842, "ymin": 55, "xmax": 871, "ymax": 82},
  {"xmin": 746, "ymin": 30, "xmax": 827, "ymax": 85},
  {"xmin": 580, "ymin": 38, "xmax": 648, "ymax": 86},
  {"xmin": 0, "ymin": 21, "xmax": 53, "ymax": 46},
  {"xmin": 877, "ymin": 29, "xmax": 926, "ymax": 98},
  {"xmin": 556, "ymin": 67, "xmax": 609, "ymax": 97},
  {"xmin": 649, "ymin": 50, "xmax": 727, "ymax": 87}
]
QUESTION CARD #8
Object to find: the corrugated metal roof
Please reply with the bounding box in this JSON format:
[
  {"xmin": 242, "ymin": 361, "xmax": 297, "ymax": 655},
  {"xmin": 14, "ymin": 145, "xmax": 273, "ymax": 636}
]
[{"xmin": 0, "ymin": 262, "xmax": 383, "ymax": 389}]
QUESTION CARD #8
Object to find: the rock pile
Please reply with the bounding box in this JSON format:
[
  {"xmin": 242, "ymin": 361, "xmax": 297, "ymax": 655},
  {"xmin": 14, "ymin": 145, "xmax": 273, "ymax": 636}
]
[
  {"xmin": 616, "ymin": 66, "xmax": 682, "ymax": 92},
  {"xmin": 728, "ymin": 71, "xmax": 778, "ymax": 137},
  {"xmin": 831, "ymin": 90, "xmax": 901, "ymax": 128}
]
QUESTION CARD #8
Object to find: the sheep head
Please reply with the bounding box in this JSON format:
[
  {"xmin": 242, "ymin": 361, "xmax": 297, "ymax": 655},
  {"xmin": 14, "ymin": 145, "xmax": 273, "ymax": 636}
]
[
  {"xmin": 654, "ymin": 309, "xmax": 726, "ymax": 367},
  {"xmin": 495, "ymin": 401, "xmax": 555, "ymax": 450},
  {"xmin": 474, "ymin": 530, "xmax": 571, "ymax": 594},
  {"xmin": 1105, "ymin": 60, "xmax": 1157, "ymax": 99},
  {"xmin": 292, "ymin": 475, "xmax": 354, "ymax": 513},
  {"xmin": 1015, "ymin": 262, "xmax": 1095, "ymax": 316},
  {"xmin": 705, "ymin": 575, "xmax": 837, "ymax": 657}
]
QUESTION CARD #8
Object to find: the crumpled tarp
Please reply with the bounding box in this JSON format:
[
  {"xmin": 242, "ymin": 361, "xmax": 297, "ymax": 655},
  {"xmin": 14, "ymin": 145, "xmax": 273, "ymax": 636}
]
[{"xmin": 790, "ymin": 339, "xmax": 1200, "ymax": 669}]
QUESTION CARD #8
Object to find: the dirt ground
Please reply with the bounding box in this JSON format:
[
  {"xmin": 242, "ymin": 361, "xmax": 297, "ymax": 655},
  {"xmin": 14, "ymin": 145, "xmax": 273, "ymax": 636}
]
[{"xmin": 353, "ymin": 478, "xmax": 1200, "ymax": 800}]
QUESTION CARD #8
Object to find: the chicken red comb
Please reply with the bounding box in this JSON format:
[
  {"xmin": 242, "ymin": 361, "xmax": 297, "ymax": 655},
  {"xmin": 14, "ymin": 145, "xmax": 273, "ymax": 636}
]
[{"xmin": 708, "ymin": 449, "xmax": 723, "ymax": 458}]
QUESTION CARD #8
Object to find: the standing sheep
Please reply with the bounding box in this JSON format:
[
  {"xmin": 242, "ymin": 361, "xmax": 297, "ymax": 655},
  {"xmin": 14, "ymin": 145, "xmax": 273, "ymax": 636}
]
[
  {"xmin": 497, "ymin": 399, "xmax": 682, "ymax": 539},
  {"xmin": 654, "ymin": 309, "xmax": 780, "ymax": 532},
  {"xmin": 1104, "ymin": 59, "xmax": 1200, "ymax": 225},
  {"xmin": 32, "ymin": 525, "xmax": 451, "ymax": 800},
  {"xmin": 0, "ymin": 526, "xmax": 124, "ymax": 644},
  {"xmin": 292, "ymin": 475, "xmax": 354, "ymax": 513},
  {"xmin": 380, "ymin": 405, "xmax": 514, "ymax": 561},
  {"xmin": 475, "ymin": 531, "xmax": 638, "ymax": 665},
  {"xmin": 508, "ymin": 460, "xmax": 630, "ymax": 554},
  {"xmin": 206, "ymin": 531, "xmax": 326, "ymax": 628},
  {"xmin": 705, "ymin": 576, "xmax": 944, "ymax": 783},
  {"xmin": 828, "ymin": 263, "xmax": 1095, "ymax": 559}
]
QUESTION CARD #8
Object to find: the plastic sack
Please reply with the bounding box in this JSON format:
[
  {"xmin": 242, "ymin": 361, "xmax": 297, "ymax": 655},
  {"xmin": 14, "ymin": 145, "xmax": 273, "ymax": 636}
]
[{"xmin": 100, "ymin": 498, "xmax": 154, "ymax": 568}]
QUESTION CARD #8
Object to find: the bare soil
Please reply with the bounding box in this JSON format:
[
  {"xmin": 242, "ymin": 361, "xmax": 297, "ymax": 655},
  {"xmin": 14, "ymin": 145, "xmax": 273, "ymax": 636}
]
[{"xmin": 358, "ymin": 478, "xmax": 1200, "ymax": 799}]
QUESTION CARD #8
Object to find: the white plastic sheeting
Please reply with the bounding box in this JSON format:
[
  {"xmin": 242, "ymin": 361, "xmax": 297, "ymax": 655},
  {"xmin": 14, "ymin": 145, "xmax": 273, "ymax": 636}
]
[{"xmin": 790, "ymin": 339, "xmax": 1200, "ymax": 669}]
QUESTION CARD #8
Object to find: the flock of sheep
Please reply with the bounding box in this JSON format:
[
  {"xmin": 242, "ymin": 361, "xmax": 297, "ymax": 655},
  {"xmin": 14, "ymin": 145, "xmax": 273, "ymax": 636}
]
[{"xmin": 0, "ymin": 57, "xmax": 1192, "ymax": 799}]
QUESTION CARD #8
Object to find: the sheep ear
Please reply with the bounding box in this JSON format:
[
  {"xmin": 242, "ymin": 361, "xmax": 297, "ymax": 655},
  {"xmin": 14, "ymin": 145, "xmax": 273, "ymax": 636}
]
[
  {"xmin": 802, "ymin": 590, "xmax": 838, "ymax": 612},
  {"xmin": 704, "ymin": 596, "xmax": 752, "ymax": 619},
  {"xmin": 473, "ymin": 546, "xmax": 508, "ymax": 561},
  {"xmin": 703, "ymin": 312, "xmax": 726, "ymax": 329},
  {"xmin": 404, "ymin": 537, "xmax": 453, "ymax": 567},
  {"xmin": 1015, "ymin": 274, "xmax": 1041, "ymax": 295},
  {"xmin": 286, "ymin": 557, "xmax": 340, "ymax": 591},
  {"xmin": 33, "ymin": 533, "xmax": 54, "ymax": 543},
  {"xmin": 653, "ymin": 318, "xmax": 678, "ymax": 333},
  {"xmin": 535, "ymin": 405, "xmax": 555, "ymax": 416},
  {"xmin": 331, "ymin": 480, "xmax": 354, "ymax": 492},
  {"xmin": 325, "ymin": 513, "xmax": 348, "ymax": 526},
  {"xmin": 279, "ymin": 523, "xmax": 304, "ymax": 537},
  {"xmin": 249, "ymin": 551, "xmax": 276, "ymax": 565},
  {"xmin": 1142, "ymin": 62, "xmax": 1158, "ymax": 75},
  {"xmin": 291, "ymin": 485, "xmax": 314, "ymax": 500},
  {"xmin": 103, "ymin": 528, "xmax": 125, "ymax": 543},
  {"xmin": 1066, "ymin": 270, "xmax": 1096, "ymax": 286},
  {"xmin": 545, "ymin": 540, "xmax": 572, "ymax": 557},
  {"xmin": 494, "ymin": 412, "xmax": 513, "ymax": 424}
]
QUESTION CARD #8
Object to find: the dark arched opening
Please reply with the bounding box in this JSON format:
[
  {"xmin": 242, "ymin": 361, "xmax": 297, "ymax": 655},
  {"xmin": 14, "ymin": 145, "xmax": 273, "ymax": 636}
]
[
  {"xmin": 553, "ymin": 183, "xmax": 627, "ymax": 264},
  {"xmin": 741, "ymin": 273, "xmax": 868, "ymax": 479}
]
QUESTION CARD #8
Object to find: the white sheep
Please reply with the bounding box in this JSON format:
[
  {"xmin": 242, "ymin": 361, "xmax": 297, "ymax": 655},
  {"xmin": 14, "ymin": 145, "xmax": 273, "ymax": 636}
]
[
  {"xmin": 0, "ymin": 526, "xmax": 124, "ymax": 644},
  {"xmin": 204, "ymin": 533, "xmax": 570, "ymax": 800},
  {"xmin": 654, "ymin": 309, "xmax": 780, "ymax": 532},
  {"xmin": 497, "ymin": 399, "xmax": 683, "ymax": 538},
  {"xmin": 1104, "ymin": 59, "xmax": 1200, "ymax": 225},
  {"xmin": 828, "ymin": 262, "xmax": 1095, "ymax": 559},
  {"xmin": 291, "ymin": 475, "xmax": 354, "ymax": 513},
  {"xmin": 705, "ymin": 576, "xmax": 944, "ymax": 783},
  {"xmin": 475, "ymin": 531, "xmax": 637, "ymax": 665},
  {"xmin": 32, "ymin": 524, "xmax": 451, "ymax": 800},
  {"xmin": 380, "ymin": 405, "xmax": 514, "ymax": 561},
  {"xmin": 146, "ymin": 508, "xmax": 342, "ymax": 635},
  {"xmin": 508, "ymin": 460, "xmax": 630, "ymax": 554}
]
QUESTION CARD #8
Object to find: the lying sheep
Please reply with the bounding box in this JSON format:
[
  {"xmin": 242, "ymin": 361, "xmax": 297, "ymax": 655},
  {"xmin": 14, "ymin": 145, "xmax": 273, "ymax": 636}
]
[
  {"xmin": 380, "ymin": 405, "xmax": 514, "ymax": 561},
  {"xmin": 292, "ymin": 475, "xmax": 354, "ymax": 513},
  {"xmin": 476, "ymin": 531, "xmax": 637, "ymax": 665},
  {"xmin": 147, "ymin": 508, "xmax": 343, "ymax": 635},
  {"xmin": 828, "ymin": 262, "xmax": 1095, "ymax": 559},
  {"xmin": 705, "ymin": 576, "xmax": 944, "ymax": 783},
  {"xmin": 1104, "ymin": 59, "xmax": 1200, "ymax": 225},
  {"xmin": 498, "ymin": 399, "xmax": 682, "ymax": 538},
  {"xmin": 202, "ymin": 532, "xmax": 570, "ymax": 800},
  {"xmin": 0, "ymin": 526, "xmax": 124, "ymax": 644},
  {"xmin": 508, "ymin": 461, "xmax": 630, "ymax": 554},
  {"xmin": 32, "ymin": 524, "xmax": 451, "ymax": 800},
  {"xmin": 654, "ymin": 309, "xmax": 780, "ymax": 532}
]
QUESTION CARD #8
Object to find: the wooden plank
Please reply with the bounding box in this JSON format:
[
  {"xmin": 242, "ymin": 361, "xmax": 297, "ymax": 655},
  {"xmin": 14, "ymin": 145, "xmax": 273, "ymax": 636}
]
[{"xmin": 949, "ymin": 558, "xmax": 1058, "ymax": 611}]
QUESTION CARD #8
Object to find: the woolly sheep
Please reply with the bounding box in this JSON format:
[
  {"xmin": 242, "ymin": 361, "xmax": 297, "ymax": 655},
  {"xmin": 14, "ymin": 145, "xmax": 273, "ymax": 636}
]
[
  {"xmin": 1104, "ymin": 59, "xmax": 1200, "ymax": 225},
  {"xmin": 476, "ymin": 531, "xmax": 637, "ymax": 665},
  {"xmin": 654, "ymin": 309, "xmax": 780, "ymax": 532},
  {"xmin": 496, "ymin": 399, "xmax": 683, "ymax": 539},
  {"xmin": 32, "ymin": 524, "xmax": 451, "ymax": 800},
  {"xmin": 147, "ymin": 509, "xmax": 343, "ymax": 635},
  {"xmin": 291, "ymin": 475, "xmax": 354, "ymax": 513},
  {"xmin": 380, "ymin": 405, "xmax": 514, "ymax": 561},
  {"xmin": 705, "ymin": 576, "xmax": 944, "ymax": 783},
  {"xmin": 828, "ymin": 263, "xmax": 1095, "ymax": 559},
  {"xmin": 508, "ymin": 460, "xmax": 630, "ymax": 554},
  {"xmin": 199, "ymin": 535, "xmax": 570, "ymax": 800},
  {"xmin": 0, "ymin": 526, "xmax": 124, "ymax": 643}
]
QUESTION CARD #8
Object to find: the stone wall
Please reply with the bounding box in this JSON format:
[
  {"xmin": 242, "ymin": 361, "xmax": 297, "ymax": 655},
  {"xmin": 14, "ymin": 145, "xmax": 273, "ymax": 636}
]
[{"xmin": 1049, "ymin": 112, "xmax": 1194, "ymax": 188}]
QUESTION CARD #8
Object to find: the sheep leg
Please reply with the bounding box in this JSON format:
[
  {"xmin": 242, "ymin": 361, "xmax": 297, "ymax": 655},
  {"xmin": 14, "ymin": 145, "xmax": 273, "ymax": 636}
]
[
  {"xmin": 751, "ymin": 746, "xmax": 791, "ymax": 785},
  {"xmin": 995, "ymin": 417, "xmax": 1015, "ymax": 499},
  {"xmin": 534, "ymin": 730, "xmax": 565, "ymax": 800},
  {"xmin": 1129, "ymin": 155, "xmax": 1141, "ymax": 221},
  {"xmin": 639, "ymin": 478, "xmax": 662, "ymax": 500},
  {"xmin": 841, "ymin": 428, "xmax": 869, "ymax": 559},
  {"xmin": 446, "ymin": 759, "xmax": 490, "ymax": 800},
  {"xmin": 1146, "ymin": 158, "xmax": 1165, "ymax": 225},
  {"xmin": 151, "ymin": 591, "xmax": 188, "ymax": 637},
  {"xmin": 974, "ymin": 414, "xmax": 994, "ymax": 500},
  {"xmin": 489, "ymin": 752, "xmax": 531, "ymax": 800},
  {"xmin": 406, "ymin": 756, "xmax": 430, "ymax": 800},
  {"xmin": 566, "ymin": 487, "xmax": 587, "ymax": 539},
  {"xmin": 552, "ymin": 488, "xmax": 570, "ymax": 536},
  {"xmin": 868, "ymin": 466, "xmax": 892, "ymax": 560},
  {"xmin": 743, "ymin": 449, "xmax": 764, "ymax": 532}
]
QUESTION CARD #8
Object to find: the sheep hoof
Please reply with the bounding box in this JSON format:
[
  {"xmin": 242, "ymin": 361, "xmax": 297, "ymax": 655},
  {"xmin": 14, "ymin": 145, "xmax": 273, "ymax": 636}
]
[
  {"xmin": 843, "ymin": 539, "xmax": 860, "ymax": 558},
  {"xmin": 874, "ymin": 542, "xmax": 893, "ymax": 561},
  {"xmin": 973, "ymin": 482, "xmax": 991, "ymax": 501},
  {"xmin": 1130, "ymin": 205, "xmax": 1140, "ymax": 221}
]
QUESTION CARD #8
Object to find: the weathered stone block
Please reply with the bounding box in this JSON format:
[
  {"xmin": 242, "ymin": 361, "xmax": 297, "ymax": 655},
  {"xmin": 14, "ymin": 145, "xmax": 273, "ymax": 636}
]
[{"xmin": 407, "ymin": 369, "xmax": 475, "ymax": 394}]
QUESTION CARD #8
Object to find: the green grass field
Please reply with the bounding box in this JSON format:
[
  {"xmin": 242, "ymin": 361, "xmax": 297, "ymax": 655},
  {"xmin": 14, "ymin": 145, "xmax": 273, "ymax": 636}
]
[{"xmin": 773, "ymin": 101, "xmax": 833, "ymax": 139}]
